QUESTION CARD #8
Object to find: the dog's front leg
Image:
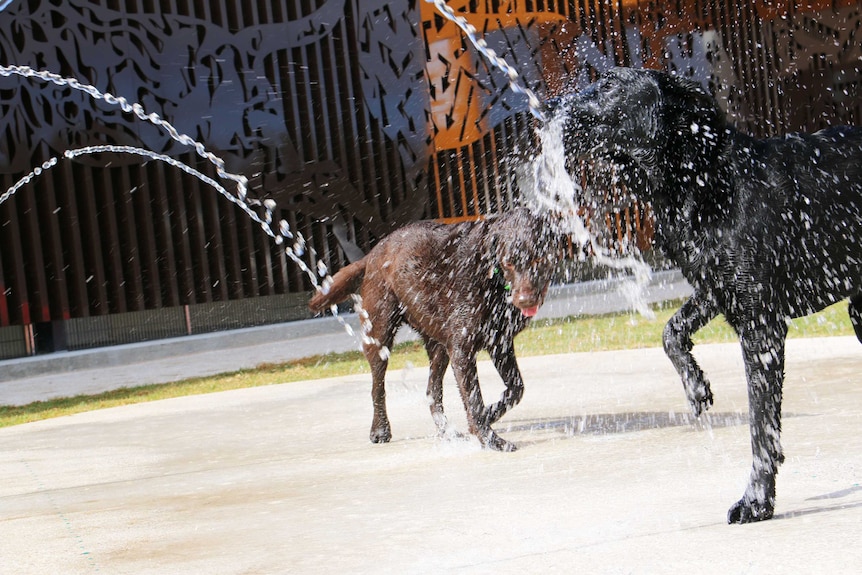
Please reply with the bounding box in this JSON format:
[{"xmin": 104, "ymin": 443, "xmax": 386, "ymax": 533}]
[
  {"xmin": 485, "ymin": 343, "xmax": 525, "ymax": 426},
  {"xmin": 849, "ymin": 294, "xmax": 862, "ymax": 343},
  {"xmin": 450, "ymin": 348, "xmax": 516, "ymax": 452},
  {"xmin": 663, "ymin": 291, "xmax": 718, "ymax": 416},
  {"xmin": 728, "ymin": 320, "xmax": 787, "ymax": 524}
]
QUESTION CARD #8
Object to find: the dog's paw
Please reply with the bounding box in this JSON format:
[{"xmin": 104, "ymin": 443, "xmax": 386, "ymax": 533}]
[
  {"xmin": 369, "ymin": 425, "xmax": 392, "ymax": 444},
  {"xmin": 437, "ymin": 426, "xmax": 466, "ymax": 441},
  {"xmin": 727, "ymin": 496, "xmax": 774, "ymax": 524},
  {"xmin": 482, "ymin": 431, "xmax": 517, "ymax": 452},
  {"xmin": 687, "ymin": 380, "xmax": 714, "ymax": 417}
]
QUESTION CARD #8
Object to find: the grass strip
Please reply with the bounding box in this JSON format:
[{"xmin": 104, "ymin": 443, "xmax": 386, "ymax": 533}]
[{"xmin": 0, "ymin": 300, "xmax": 854, "ymax": 428}]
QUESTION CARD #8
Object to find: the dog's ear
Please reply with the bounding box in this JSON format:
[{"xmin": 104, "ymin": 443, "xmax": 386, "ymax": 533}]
[
  {"xmin": 481, "ymin": 218, "xmax": 501, "ymax": 279},
  {"xmin": 660, "ymin": 74, "xmax": 726, "ymax": 158}
]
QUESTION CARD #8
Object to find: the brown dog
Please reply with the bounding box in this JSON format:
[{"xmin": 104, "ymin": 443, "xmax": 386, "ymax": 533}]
[{"xmin": 309, "ymin": 208, "xmax": 558, "ymax": 451}]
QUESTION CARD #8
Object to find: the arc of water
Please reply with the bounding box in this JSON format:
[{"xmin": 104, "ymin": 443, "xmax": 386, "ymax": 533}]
[
  {"xmin": 0, "ymin": 65, "xmax": 382, "ymax": 349},
  {"xmin": 0, "ymin": 64, "xmax": 250, "ymax": 200},
  {"xmin": 424, "ymin": 0, "xmax": 546, "ymax": 122},
  {"xmin": 0, "ymin": 158, "xmax": 59, "ymax": 205},
  {"xmin": 426, "ymin": 1, "xmax": 654, "ymax": 316},
  {"xmin": 2, "ymin": 144, "xmax": 308, "ymax": 268}
]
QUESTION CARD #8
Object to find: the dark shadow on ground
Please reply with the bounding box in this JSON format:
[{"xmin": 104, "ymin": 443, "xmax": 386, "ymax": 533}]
[
  {"xmin": 771, "ymin": 484, "xmax": 862, "ymax": 520},
  {"xmin": 806, "ymin": 485, "xmax": 862, "ymax": 501},
  {"xmin": 503, "ymin": 411, "xmax": 749, "ymax": 437},
  {"xmin": 501, "ymin": 412, "xmax": 811, "ymax": 447}
]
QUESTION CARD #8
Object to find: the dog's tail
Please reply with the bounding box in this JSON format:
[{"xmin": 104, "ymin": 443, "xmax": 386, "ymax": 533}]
[{"xmin": 308, "ymin": 259, "xmax": 367, "ymax": 313}]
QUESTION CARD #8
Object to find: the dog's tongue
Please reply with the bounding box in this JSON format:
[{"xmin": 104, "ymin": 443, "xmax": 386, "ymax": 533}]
[{"xmin": 521, "ymin": 305, "xmax": 540, "ymax": 318}]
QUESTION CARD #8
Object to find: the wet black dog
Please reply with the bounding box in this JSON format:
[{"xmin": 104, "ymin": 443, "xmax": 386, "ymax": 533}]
[
  {"xmin": 552, "ymin": 67, "xmax": 862, "ymax": 523},
  {"xmin": 309, "ymin": 208, "xmax": 558, "ymax": 452}
]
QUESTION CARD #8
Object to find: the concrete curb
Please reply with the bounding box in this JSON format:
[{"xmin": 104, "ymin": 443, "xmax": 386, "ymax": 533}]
[{"xmin": 0, "ymin": 315, "xmax": 350, "ymax": 383}]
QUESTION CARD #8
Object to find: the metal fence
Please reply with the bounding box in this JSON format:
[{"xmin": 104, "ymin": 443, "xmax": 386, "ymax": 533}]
[{"xmin": 0, "ymin": 0, "xmax": 859, "ymax": 358}]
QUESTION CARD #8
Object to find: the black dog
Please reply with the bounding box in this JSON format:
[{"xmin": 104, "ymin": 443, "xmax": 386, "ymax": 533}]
[
  {"xmin": 309, "ymin": 208, "xmax": 558, "ymax": 452},
  {"xmin": 552, "ymin": 67, "xmax": 862, "ymax": 523}
]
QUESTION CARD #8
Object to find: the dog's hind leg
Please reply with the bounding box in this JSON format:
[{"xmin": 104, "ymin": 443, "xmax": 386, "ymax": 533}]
[
  {"xmin": 424, "ymin": 338, "xmax": 452, "ymax": 436},
  {"xmin": 484, "ymin": 342, "xmax": 525, "ymax": 426},
  {"xmin": 849, "ymin": 294, "xmax": 862, "ymax": 343},
  {"xmin": 727, "ymin": 318, "xmax": 788, "ymax": 524},
  {"xmin": 663, "ymin": 290, "xmax": 718, "ymax": 416},
  {"xmin": 363, "ymin": 295, "xmax": 400, "ymax": 445}
]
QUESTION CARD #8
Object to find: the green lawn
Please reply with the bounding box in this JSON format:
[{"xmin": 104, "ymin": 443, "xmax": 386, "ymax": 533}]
[{"xmin": 0, "ymin": 300, "xmax": 854, "ymax": 428}]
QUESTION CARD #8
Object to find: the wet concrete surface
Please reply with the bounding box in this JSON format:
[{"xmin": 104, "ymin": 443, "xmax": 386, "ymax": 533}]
[{"xmin": 1, "ymin": 336, "xmax": 860, "ymax": 574}]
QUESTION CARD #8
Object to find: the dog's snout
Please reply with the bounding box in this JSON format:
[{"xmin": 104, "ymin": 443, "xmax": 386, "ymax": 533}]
[
  {"xmin": 512, "ymin": 284, "xmax": 545, "ymax": 318},
  {"xmin": 544, "ymin": 96, "xmax": 563, "ymax": 114},
  {"xmin": 515, "ymin": 289, "xmax": 540, "ymax": 307},
  {"xmin": 514, "ymin": 289, "xmax": 536, "ymax": 305},
  {"xmin": 509, "ymin": 274, "xmax": 550, "ymax": 317},
  {"xmin": 545, "ymin": 93, "xmax": 577, "ymax": 113},
  {"xmin": 544, "ymin": 92, "xmax": 589, "ymax": 121}
]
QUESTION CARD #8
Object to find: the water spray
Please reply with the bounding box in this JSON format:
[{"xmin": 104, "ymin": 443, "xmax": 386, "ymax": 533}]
[
  {"xmin": 528, "ymin": 112, "xmax": 655, "ymax": 318},
  {"xmin": 424, "ymin": 0, "xmax": 545, "ymax": 122},
  {"xmin": 426, "ymin": 1, "xmax": 654, "ymax": 317}
]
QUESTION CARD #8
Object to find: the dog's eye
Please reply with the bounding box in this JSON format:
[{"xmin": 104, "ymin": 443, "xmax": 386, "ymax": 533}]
[{"xmin": 501, "ymin": 259, "xmax": 515, "ymax": 271}]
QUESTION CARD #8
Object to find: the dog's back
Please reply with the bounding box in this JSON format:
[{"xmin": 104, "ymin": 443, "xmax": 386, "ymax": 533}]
[
  {"xmin": 364, "ymin": 220, "xmax": 492, "ymax": 342},
  {"xmin": 312, "ymin": 209, "xmax": 554, "ymax": 345},
  {"xmin": 309, "ymin": 218, "xmax": 481, "ymax": 325},
  {"xmin": 307, "ymin": 221, "xmax": 459, "ymax": 314},
  {"xmin": 723, "ymin": 125, "xmax": 862, "ymax": 315}
]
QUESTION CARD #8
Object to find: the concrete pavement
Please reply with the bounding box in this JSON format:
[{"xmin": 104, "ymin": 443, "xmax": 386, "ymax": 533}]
[
  {"xmin": 1, "ymin": 336, "xmax": 861, "ymax": 573},
  {"xmin": 2, "ymin": 270, "xmax": 861, "ymax": 573}
]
